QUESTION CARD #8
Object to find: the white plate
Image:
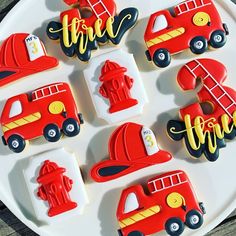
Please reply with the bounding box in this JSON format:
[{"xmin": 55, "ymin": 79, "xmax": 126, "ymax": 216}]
[{"xmin": 0, "ymin": 0, "xmax": 236, "ymax": 235}]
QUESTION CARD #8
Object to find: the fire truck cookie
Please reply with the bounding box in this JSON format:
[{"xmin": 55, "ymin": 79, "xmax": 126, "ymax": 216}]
[
  {"xmin": 144, "ymin": 0, "xmax": 229, "ymax": 68},
  {"xmin": 0, "ymin": 33, "xmax": 58, "ymax": 86},
  {"xmin": 84, "ymin": 49, "xmax": 148, "ymax": 124},
  {"xmin": 167, "ymin": 59, "xmax": 236, "ymax": 161},
  {"xmin": 47, "ymin": 0, "xmax": 138, "ymax": 62},
  {"xmin": 117, "ymin": 170, "xmax": 206, "ymax": 236},
  {"xmin": 90, "ymin": 122, "xmax": 172, "ymax": 182},
  {"xmin": 23, "ymin": 148, "xmax": 89, "ymax": 224},
  {"xmin": 0, "ymin": 82, "xmax": 83, "ymax": 153}
]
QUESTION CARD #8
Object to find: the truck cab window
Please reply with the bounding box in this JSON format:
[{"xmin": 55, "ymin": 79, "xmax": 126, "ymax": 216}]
[
  {"xmin": 9, "ymin": 100, "xmax": 22, "ymax": 118},
  {"xmin": 124, "ymin": 192, "xmax": 139, "ymax": 213},
  {"xmin": 152, "ymin": 15, "xmax": 168, "ymax": 33}
]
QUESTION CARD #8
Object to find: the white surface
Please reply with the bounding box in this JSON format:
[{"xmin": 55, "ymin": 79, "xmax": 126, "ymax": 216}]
[
  {"xmin": 25, "ymin": 34, "xmax": 45, "ymax": 61},
  {"xmin": 124, "ymin": 192, "xmax": 139, "ymax": 214},
  {"xmin": 84, "ymin": 49, "xmax": 148, "ymax": 124},
  {"xmin": 9, "ymin": 100, "xmax": 22, "ymax": 118},
  {"xmin": 0, "ymin": 0, "xmax": 235, "ymax": 236},
  {"xmin": 23, "ymin": 148, "xmax": 89, "ymax": 225},
  {"xmin": 152, "ymin": 15, "xmax": 168, "ymax": 33},
  {"xmin": 141, "ymin": 126, "xmax": 160, "ymax": 155}
]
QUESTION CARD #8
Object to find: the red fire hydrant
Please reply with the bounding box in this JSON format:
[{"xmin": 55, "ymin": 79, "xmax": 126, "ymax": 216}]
[
  {"xmin": 99, "ymin": 60, "xmax": 138, "ymax": 113},
  {"xmin": 37, "ymin": 160, "xmax": 77, "ymax": 217}
]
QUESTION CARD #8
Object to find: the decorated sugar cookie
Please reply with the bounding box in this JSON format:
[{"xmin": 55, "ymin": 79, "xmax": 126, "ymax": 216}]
[
  {"xmin": 84, "ymin": 49, "xmax": 148, "ymax": 123},
  {"xmin": 90, "ymin": 122, "xmax": 172, "ymax": 182},
  {"xmin": 23, "ymin": 148, "xmax": 89, "ymax": 224},
  {"xmin": 117, "ymin": 170, "xmax": 206, "ymax": 236},
  {"xmin": 47, "ymin": 0, "xmax": 139, "ymax": 62},
  {"xmin": 144, "ymin": 0, "xmax": 229, "ymax": 68},
  {"xmin": 0, "ymin": 82, "xmax": 83, "ymax": 153},
  {"xmin": 0, "ymin": 33, "xmax": 58, "ymax": 86},
  {"xmin": 167, "ymin": 59, "xmax": 236, "ymax": 161}
]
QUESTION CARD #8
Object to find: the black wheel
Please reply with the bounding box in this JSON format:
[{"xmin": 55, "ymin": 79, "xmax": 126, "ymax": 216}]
[
  {"xmin": 62, "ymin": 118, "xmax": 80, "ymax": 137},
  {"xmin": 43, "ymin": 124, "xmax": 61, "ymax": 142},
  {"xmin": 165, "ymin": 217, "xmax": 185, "ymax": 236},
  {"xmin": 7, "ymin": 134, "xmax": 26, "ymax": 153},
  {"xmin": 153, "ymin": 49, "xmax": 171, "ymax": 68},
  {"xmin": 185, "ymin": 210, "xmax": 203, "ymax": 229},
  {"xmin": 127, "ymin": 231, "xmax": 144, "ymax": 236},
  {"xmin": 209, "ymin": 30, "xmax": 226, "ymax": 48},
  {"xmin": 190, "ymin": 36, "xmax": 207, "ymax": 54}
]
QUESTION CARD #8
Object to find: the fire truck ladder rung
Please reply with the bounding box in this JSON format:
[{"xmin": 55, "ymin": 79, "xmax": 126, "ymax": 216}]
[
  {"xmin": 226, "ymin": 103, "xmax": 235, "ymax": 110},
  {"xmin": 87, "ymin": 0, "xmax": 111, "ymax": 18},
  {"xmin": 209, "ymin": 84, "xmax": 218, "ymax": 91}
]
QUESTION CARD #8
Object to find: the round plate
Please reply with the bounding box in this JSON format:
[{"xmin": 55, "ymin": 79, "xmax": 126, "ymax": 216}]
[{"xmin": 0, "ymin": 0, "xmax": 236, "ymax": 235}]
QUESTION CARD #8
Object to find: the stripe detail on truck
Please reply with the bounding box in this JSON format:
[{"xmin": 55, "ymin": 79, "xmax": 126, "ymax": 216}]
[
  {"xmin": 146, "ymin": 27, "xmax": 185, "ymax": 47},
  {"xmin": 119, "ymin": 205, "xmax": 161, "ymax": 229},
  {"xmin": 2, "ymin": 112, "xmax": 41, "ymax": 133}
]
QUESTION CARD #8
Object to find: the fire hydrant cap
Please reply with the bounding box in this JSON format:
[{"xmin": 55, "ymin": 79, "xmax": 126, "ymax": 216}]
[
  {"xmin": 99, "ymin": 60, "xmax": 127, "ymax": 82},
  {"xmin": 37, "ymin": 160, "xmax": 65, "ymax": 184}
]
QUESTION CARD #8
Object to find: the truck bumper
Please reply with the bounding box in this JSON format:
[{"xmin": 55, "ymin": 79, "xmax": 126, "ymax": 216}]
[
  {"xmin": 78, "ymin": 113, "xmax": 84, "ymax": 124},
  {"xmin": 199, "ymin": 202, "xmax": 206, "ymax": 214},
  {"xmin": 223, "ymin": 23, "xmax": 229, "ymax": 35},
  {"xmin": 2, "ymin": 136, "xmax": 7, "ymax": 146},
  {"xmin": 117, "ymin": 229, "xmax": 123, "ymax": 236},
  {"xmin": 145, "ymin": 50, "xmax": 151, "ymax": 61}
]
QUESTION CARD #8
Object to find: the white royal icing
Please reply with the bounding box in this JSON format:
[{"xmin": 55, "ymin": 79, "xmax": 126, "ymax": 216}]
[{"xmin": 25, "ymin": 34, "xmax": 45, "ymax": 61}]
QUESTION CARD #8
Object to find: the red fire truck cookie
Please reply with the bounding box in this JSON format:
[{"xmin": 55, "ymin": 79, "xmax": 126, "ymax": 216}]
[
  {"xmin": 167, "ymin": 59, "xmax": 236, "ymax": 161},
  {"xmin": 90, "ymin": 122, "xmax": 172, "ymax": 182},
  {"xmin": 84, "ymin": 50, "xmax": 148, "ymax": 124},
  {"xmin": 23, "ymin": 148, "xmax": 89, "ymax": 224},
  {"xmin": 37, "ymin": 160, "xmax": 77, "ymax": 217},
  {"xmin": 144, "ymin": 0, "xmax": 229, "ymax": 68},
  {"xmin": 0, "ymin": 82, "xmax": 83, "ymax": 153},
  {"xmin": 117, "ymin": 170, "xmax": 206, "ymax": 236},
  {"xmin": 47, "ymin": 0, "xmax": 138, "ymax": 62},
  {"xmin": 0, "ymin": 33, "xmax": 58, "ymax": 86}
]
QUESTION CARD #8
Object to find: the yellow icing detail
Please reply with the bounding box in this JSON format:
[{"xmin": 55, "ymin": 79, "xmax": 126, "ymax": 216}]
[
  {"xmin": 159, "ymin": 34, "xmax": 172, "ymax": 41},
  {"xmin": 119, "ymin": 205, "xmax": 160, "ymax": 229},
  {"xmin": 49, "ymin": 14, "xmax": 132, "ymax": 54},
  {"xmin": 2, "ymin": 112, "xmax": 41, "ymax": 133},
  {"xmin": 48, "ymin": 101, "xmax": 65, "ymax": 115},
  {"xmin": 193, "ymin": 12, "xmax": 210, "ymax": 27},
  {"xmin": 166, "ymin": 192, "xmax": 185, "ymax": 208},
  {"xmin": 170, "ymin": 112, "xmax": 236, "ymax": 154},
  {"xmin": 146, "ymin": 27, "xmax": 185, "ymax": 47}
]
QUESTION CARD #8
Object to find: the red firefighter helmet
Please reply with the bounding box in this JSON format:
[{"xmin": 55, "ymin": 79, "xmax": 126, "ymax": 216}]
[
  {"xmin": 0, "ymin": 33, "xmax": 58, "ymax": 87},
  {"xmin": 91, "ymin": 123, "xmax": 172, "ymax": 182}
]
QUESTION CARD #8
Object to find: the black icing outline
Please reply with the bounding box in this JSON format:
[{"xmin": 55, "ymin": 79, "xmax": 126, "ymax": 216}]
[
  {"xmin": 47, "ymin": 8, "xmax": 139, "ymax": 62},
  {"xmin": 166, "ymin": 119, "xmax": 236, "ymax": 162}
]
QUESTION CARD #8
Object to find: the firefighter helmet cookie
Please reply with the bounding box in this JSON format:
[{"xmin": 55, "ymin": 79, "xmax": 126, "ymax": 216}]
[
  {"xmin": 167, "ymin": 58, "xmax": 236, "ymax": 161},
  {"xmin": 47, "ymin": 0, "xmax": 139, "ymax": 62},
  {"xmin": 0, "ymin": 82, "xmax": 84, "ymax": 153},
  {"xmin": 23, "ymin": 148, "xmax": 89, "ymax": 224},
  {"xmin": 0, "ymin": 33, "xmax": 58, "ymax": 86},
  {"xmin": 144, "ymin": 0, "xmax": 229, "ymax": 68},
  {"xmin": 117, "ymin": 170, "xmax": 206, "ymax": 236},
  {"xmin": 90, "ymin": 122, "xmax": 172, "ymax": 182},
  {"xmin": 84, "ymin": 49, "xmax": 148, "ymax": 124}
]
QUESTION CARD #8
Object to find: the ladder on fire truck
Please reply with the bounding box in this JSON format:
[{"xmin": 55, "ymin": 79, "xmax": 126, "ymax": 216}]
[
  {"xmin": 185, "ymin": 60, "xmax": 236, "ymax": 119},
  {"xmin": 148, "ymin": 171, "xmax": 187, "ymax": 194},
  {"xmin": 176, "ymin": 0, "xmax": 211, "ymax": 16},
  {"xmin": 32, "ymin": 83, "xmax": 66, "ymax": 101},
  {"xmin": 86, "ymin": 0, "xmax": 112, "ymax": 19}
]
